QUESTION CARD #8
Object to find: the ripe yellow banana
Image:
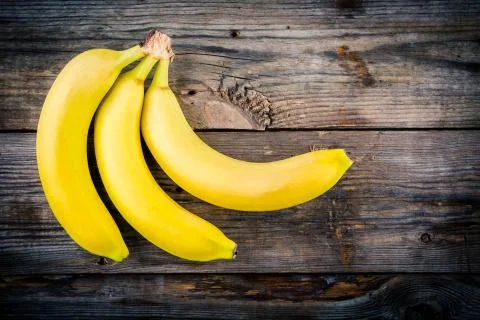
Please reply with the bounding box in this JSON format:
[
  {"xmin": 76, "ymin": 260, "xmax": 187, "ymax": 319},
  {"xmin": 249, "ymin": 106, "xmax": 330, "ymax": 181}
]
[
  {"xmin": 94, "ymin": 46, "xmax": 237, "ymax": 261},
  {"xmin": 142, "ymin": 39, "xmax": 353, "ymax": 212},
  {"xmin": 36, "ymin": 31, "xmax": 162, "ymax": 261}
]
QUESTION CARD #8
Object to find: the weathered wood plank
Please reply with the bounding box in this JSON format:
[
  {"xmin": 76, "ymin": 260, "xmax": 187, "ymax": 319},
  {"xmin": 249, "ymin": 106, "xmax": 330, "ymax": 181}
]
[
  {"xmin": 1, "ymin": 274, "xmax": 479, "ymax": 319},
  {"xmin": 0, "ymin": 131, "xmax": 479, "ymax": 274},
  {"xmin": 1, "ymin": 0, "xmax": 479, "ymax": 130}
]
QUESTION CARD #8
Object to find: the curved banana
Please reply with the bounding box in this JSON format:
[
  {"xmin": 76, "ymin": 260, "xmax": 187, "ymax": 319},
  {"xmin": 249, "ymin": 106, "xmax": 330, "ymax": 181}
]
[
  {"xmin": 94, "ymin": 47, "xmax": 237, "ymax": 261},
  {"xmin": 36, "ymin": 31, "xmax": 161, "ymax": 261},
  {"xmin": 142, "ymin": 43, "xmax": 353, "ymax": 212}
]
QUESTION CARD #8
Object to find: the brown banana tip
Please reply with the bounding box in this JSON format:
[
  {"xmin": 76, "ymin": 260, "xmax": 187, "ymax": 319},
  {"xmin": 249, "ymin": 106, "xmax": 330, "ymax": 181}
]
[
  {"xmin": 140, "ymin": 30, "xmax": 174, "ymax": 62},
  {"xmin": 232, "ymin": 244, "xmax": 238, "ymax": 259}
]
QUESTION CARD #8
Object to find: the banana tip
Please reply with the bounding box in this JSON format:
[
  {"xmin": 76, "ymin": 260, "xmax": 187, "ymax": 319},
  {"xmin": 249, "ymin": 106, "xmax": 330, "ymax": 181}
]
[
  {"xmin": 343, "ymin": 150, "xmax": 354, "ymax": 168},
  {"xmin": 232, "ymin": 244, "xmax": 238, "ymax": 259}
]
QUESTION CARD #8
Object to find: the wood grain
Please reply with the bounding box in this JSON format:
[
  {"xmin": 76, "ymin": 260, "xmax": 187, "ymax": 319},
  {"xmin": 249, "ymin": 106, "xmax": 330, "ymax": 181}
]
[
  {"xmin": 2, "ymin": 1, "xmax": 479, "ymax": 318},
  {"xmin": 1, "ymin": 131, "xmax": 479, "ymax": 274},
  {"xmin": 1, "ymin": 274, "xmax": 479, "ymax": 319},
  {"xmin": 1, "ymin": 0, "xmax": 479, "ymax": 130}
]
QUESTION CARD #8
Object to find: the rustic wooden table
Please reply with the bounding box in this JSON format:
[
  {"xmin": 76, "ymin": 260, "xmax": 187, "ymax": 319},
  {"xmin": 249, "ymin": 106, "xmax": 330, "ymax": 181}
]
[{"xmin": 1, "ymin": 0, "xmax": 480, "ymax": 319}]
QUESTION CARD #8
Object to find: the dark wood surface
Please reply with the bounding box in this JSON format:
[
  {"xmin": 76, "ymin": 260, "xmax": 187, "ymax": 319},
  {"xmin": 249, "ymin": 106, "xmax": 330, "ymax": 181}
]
[
  {"xmin": 1, "ymin": 0, "xmax": 480, "ymax": 319},
  {"xmin": 2, "ymin": 274, "xmax": 480, "ymax": 319}
]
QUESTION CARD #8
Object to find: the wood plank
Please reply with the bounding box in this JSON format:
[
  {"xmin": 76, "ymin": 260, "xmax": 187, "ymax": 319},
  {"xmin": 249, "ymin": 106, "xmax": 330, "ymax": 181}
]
[
  {"xmin": 1, "ymin": 1, "xmax": 479, "ymax": 130},
  {"xmin": 1, "ymin": 131, "xmax": 479, "ymax": 274},
  {"xmin": 1, "ymin": 274, "xmax": 479, "ymax": 319}
]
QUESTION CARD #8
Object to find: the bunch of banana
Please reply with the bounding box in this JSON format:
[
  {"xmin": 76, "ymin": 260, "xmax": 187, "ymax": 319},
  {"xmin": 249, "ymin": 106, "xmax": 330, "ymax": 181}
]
[{"xmin": 36, "ymin": 30, "xmax": 352, "ymax": 263}]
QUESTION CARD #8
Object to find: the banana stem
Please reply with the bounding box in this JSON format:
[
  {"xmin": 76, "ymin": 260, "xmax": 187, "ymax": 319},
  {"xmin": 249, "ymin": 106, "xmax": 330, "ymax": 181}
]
[
  {"xmin": 129, "ymin": 55, "xmax": 158, "ymax": 81},
  {"xmin": 118, "ymin": 45, "xmax": 145, "ymax": 68},
  {"xmin": 117, "ymin": 30, "xmax": 174, "ymax": 73},
  {"xmin": 141, "ymin": 30, "xmax": 174, "ymax": 61},
  {"xmin": 152, "ymin": 59, "xmax": 170, "ymax": 88}
]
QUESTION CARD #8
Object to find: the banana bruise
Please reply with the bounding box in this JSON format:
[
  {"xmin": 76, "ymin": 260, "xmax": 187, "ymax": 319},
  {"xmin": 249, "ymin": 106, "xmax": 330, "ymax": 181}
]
[
  {"xmin": 94, "ymin": 51, "xmax": 237, "ymax": 261},
  {"xmin": 142, "ymin": 49, "xmax": 353, "ymax": 212}
]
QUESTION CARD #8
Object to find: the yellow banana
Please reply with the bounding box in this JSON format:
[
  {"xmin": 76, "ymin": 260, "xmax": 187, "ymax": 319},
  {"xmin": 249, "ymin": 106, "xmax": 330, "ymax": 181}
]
[
  {"xmin": 36, "ymin": 31, "xmax": 161, "ymax": 261},
  {"xmin": 142, "ymin": 37, "xmax": 353, "ymax": 212},
  {"xmin": 94, "ymin": 45, "xmax": 237, "ymax": 261}
]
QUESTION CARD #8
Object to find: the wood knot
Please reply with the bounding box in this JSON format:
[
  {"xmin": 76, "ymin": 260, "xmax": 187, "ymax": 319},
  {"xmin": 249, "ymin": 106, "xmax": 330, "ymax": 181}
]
[
  {"xmin": 218, "ymin": 76, "xmax": 272, "ymax": 128},
  {"xmin": 420, "ymin": 232, "xmax": 432, "ymax": 243}
]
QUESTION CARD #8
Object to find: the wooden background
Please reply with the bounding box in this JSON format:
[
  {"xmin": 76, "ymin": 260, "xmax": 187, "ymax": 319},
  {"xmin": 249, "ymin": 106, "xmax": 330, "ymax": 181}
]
[{"xmin": 1, "ymin": 0, "xmax": 479, "ymax": 318}]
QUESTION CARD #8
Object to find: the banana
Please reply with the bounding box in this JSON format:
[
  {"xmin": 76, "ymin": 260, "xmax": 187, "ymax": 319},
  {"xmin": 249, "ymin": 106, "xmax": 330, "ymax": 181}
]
[
  {"xmin": 36, "ymin": 31, "xmax": 162, "ymax": 261},
  {"xmin": 94, "ymin": 41, "xmax": 237, "ymax": 261},
  {"xmin": 141, "ymin": 37, "xmax": 353, "ymax": 212}
]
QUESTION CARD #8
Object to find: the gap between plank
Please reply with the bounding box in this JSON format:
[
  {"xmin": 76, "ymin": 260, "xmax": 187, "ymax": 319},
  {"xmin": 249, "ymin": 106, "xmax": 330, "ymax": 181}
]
[{"xmin": 1, "ymin": 127, "xmax": 480, "ymax": 134}]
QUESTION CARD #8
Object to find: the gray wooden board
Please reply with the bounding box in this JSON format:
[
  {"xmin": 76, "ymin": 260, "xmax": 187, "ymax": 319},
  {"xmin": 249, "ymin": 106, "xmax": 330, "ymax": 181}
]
[
  {"xmin": 1, "ymin": 131, "xmax": 479, "ymax": 274},
  {"xmin": 1, "ymin": 0, "xmax": 479, "ymax": 130},
  {"xmin": 1, "ymin": 1, "xmax": 480, "ymax": 317},
  {"xmin": 1, "ymin": 274, "xmax": 480, "ymax": 319}
]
